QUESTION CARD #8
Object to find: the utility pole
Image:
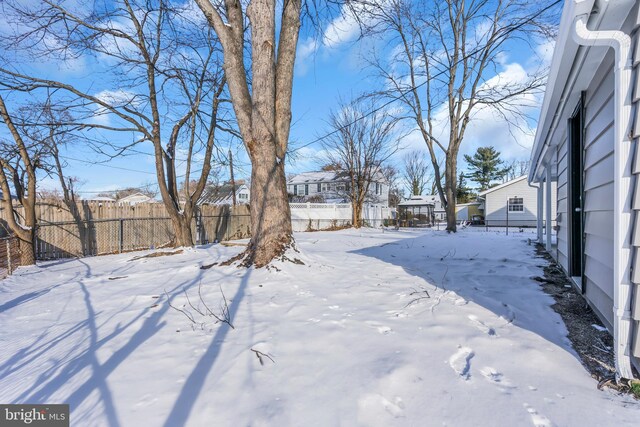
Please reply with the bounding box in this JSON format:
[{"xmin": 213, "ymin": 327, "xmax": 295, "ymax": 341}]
[{"xmin": 229, "ymin": 149, "xmax": 237, "ymax": 206}]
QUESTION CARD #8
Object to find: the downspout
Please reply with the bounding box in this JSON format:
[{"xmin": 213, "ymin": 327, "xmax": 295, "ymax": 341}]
[{"xmin": 573, "ymin": 14, "xmax": 634, "ymax": 380}]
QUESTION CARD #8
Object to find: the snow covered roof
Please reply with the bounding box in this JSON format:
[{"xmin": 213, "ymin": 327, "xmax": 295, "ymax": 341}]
[
  {"xmin": 199, "ymin": 183, "xmax": 249, "ymax": 205},
  {"xmin": 288, "ymin": 171, "xmax": 346, "ymax": 183},
  {"xmin": 288, "ymin": 170, "xmax": 388, "ymax": 184},
  {"xmin": 118, "ymin": 193, "xmax": 154, "ymax": 204},
  {"xmin": 397, "ymin": 196, "xmax": 436, "ymax": 207},
  {"xmin": 477, "ymin": 175, "xmax": 527, "ymax": 196}
]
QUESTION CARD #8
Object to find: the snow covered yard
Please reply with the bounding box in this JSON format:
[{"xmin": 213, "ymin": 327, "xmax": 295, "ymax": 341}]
[{"xmin": 0, "ymin": 228, "xmax": 637, "ymax": 427}]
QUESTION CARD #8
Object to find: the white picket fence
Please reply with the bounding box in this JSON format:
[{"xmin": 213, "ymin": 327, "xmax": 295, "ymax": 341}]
[{"xmin": 289, "ymin": 203, "xmax": 392, "ymax": 232}]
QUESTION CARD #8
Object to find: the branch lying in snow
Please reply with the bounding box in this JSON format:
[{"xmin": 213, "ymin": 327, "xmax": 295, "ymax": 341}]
[
  {"xmin": 198, "ymin": 281, "xmax": 234, "ymax": 329},
  {"xmin": 166, "ymin": 281, "xmax": 235, "ymax": 330},
  {"xmin": 165, "ymin": 289, "xmax": 196, "ymax": 324},
  {"xmin": 251, "ymin": 348, "xmax": 275, "ymax": 366},
  {"xmin": 405, "ymin": 287, "xmax": 431, "ymax": 308}
]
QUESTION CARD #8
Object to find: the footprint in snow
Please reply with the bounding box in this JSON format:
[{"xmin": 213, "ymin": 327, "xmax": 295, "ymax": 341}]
[
  {"xmin": 468, "ymin": 315, "xmax": 497, "ymax": 336},
  {"xmin": 366, "ymin": 321, "xmax": 393, "ymax": 334},
  {"xmin": 448, "ymin": 346, "xmax": 474, "ymax": 380},
  {"xmin": 523, "ymin": 404, "xmax": 555, "ymax": 427},
  {"xmin": 480, "ymin": 367, "xmax": 516, "ymax": 391},
  {"xmin": 454, "ymin": 297, "xmax": 468, "ymax": 306},
  {"xmin": 358, "ymin": 394, "xmax": 405, "ymax": 419}
]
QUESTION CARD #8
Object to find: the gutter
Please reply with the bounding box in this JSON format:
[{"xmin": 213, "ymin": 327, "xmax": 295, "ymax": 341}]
[{"xmin": 572, "ymin": 14, "xmax": 635, "ymax": 380}]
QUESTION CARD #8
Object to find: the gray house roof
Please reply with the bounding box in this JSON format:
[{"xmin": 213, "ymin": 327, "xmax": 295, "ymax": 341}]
[{"xmin": 199, "ymin": 182, "xmax": 249, "ymax": 205}]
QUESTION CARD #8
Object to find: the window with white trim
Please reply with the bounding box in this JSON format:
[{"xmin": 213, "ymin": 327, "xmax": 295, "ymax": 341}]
[{"xmin": 508, "ymin": 197, "xmax": 524, "ymax": 212}]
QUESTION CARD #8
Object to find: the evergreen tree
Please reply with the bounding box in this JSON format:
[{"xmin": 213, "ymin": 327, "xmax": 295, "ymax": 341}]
[
  {"xmin": 464, "ymin": 147, "xmax": 510, "ymax": 191},
  {"xmin": 456, "ymin": 173, "xmax": 475, "ymax": 203}
]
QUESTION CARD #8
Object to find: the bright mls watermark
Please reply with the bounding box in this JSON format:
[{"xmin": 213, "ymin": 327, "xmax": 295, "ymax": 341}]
[{"xmin": 0, "ymin": 404, "xmax": 69, "ymax": 426}]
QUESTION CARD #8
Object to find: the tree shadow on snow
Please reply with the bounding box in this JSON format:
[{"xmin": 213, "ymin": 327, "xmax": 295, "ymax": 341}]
[
  {"xmin": 162, "ymin": 268, "xmax": 252, "ymax": 427},
  {"xmin": 6, "ymin": 258, "xmax": 242, "ymax": 426},
  {"xmin": 349, "ymin": 230, "xmax": 577, "ymax": 358}
]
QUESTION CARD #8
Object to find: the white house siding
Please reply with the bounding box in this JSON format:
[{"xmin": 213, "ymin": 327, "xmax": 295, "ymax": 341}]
[
  {"xmin": 552, "ymin": 50, "xmax": 617, "ymax": 329},
  {"xmin": 583, "ymin": 52, "xmax": 616, "ymax": 328},
  {"xmin": 483, "ymin": 178, "xmax": 555, "ymax": 227},
  {"xmin": 631, "ymin": 8, "xmax": 640, "ymax": 360},
  {"xmin": 548, "ymin": 15, "xmax": 640, "ymax": 342},
  {"xmin": 530, "ymin": 0, "xmax": 640, "ymax": 377}
]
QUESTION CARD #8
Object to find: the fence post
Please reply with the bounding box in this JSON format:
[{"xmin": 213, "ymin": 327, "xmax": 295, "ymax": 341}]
[
  {"xmin": 6, "ymin": 238, "xmax": 11, "ymax": 274},
  {"xmin": 119, "ymin": 219, "xmax": 124, "ymax": 253}
]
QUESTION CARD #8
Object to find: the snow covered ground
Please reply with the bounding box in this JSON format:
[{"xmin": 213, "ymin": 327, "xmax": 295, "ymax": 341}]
[{"xmin": 0, "ymin": 228, "xmax": 637, "ymax": 426}]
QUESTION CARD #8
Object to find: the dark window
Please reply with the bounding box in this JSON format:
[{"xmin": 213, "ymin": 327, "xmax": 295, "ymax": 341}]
[
  {"xmin": 508, "ymin": 197, "xmax": 524, "ymax": 212},
  {"xmin": 305, "ymin": 184, "xmax": 309, "ymax": 195},
  {"xmin": 317, "ymin": 183, "xmax": 321, "ymax": 192}
]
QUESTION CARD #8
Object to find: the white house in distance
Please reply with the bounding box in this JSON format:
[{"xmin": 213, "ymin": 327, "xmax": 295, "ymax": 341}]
[
  {"xmin": 199, "ymin": 182, "xmax": 250, "ymax": 206},
  {"xmin": 118, "ymin": 192, "xmax": 154, "ymax": 205},
  {"xmin": 528, "ymin": 0, "xmax": 640, "ymax": 379},
  {"xmin": 477, "ymin": 176, "xmax": 556, "ymax": 227},
  {"xmin": 287, "ymin": 171, "xmax": 389, "ymax": 207}
]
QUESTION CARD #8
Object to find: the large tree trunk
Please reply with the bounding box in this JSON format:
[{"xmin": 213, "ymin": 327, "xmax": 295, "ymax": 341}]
[
  {"xmin": 195, "ymin": 0, "xmax": 299, "ymax": 267},
  {"xmin": 352, "ymin": 200, "xmax": 363, "ymax": 228},
  {"xmin": 171, "ymin": 215, "xmax": 194, "ymax": 247},
  {"xmin": 445, "ymin": 154, "xmax": 458, "ymax": 232},
  {"xmin": 18, "ymin": 234, "xmax": 35, "ymax": 266},
  {"xmin": 245, "ymin": 146, "xmax": 292, "ymax": 267}
]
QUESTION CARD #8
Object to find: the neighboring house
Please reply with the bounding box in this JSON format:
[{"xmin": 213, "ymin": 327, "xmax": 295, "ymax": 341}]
[
  {"xmin": 477, "ymin": 176, "xmax": 556, "ymax": 227},
  {"xmin": 199, "ymin": 182, "xmax": 250, "ymax": 206},
  {"xmin": 118, "ymin": 192, "xmax": 154, "ymax": 205},
  {"xmin": 287, "ymin": 171, "xmax": 389, "ymax": 207},
  {"xmin": 528, "ymin": 0, "xmax": 639, "ymax": 379},
  {"xmin": 455, "ymin": 201, "xmax": 483, "ymax": 222}
]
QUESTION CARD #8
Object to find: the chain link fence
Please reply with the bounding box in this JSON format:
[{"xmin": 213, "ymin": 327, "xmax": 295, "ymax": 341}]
[{"xmin": 0, "ymin": 235, "xmax": 23, "ymax": 279}]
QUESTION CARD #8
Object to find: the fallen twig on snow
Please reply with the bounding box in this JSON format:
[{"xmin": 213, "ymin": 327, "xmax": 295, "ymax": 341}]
[{"xmin": 251, "ymin": 348, "xmax": 275, "ymax": 365}]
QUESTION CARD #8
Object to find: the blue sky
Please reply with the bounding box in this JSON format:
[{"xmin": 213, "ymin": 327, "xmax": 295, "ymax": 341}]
[{"xmin": 0, "ymin": 1, "xmax": 555, "ymax": 197}]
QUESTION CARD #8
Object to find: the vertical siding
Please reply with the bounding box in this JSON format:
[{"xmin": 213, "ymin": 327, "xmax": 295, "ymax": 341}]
[{"xmin": 582, "ymin": 52, "xmax": 615, "ymax": 328}]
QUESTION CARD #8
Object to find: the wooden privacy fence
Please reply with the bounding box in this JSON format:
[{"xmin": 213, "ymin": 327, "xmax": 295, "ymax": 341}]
[{"xmin": 33, "ymin": 209, "xmax": 251, "ymax": 260}]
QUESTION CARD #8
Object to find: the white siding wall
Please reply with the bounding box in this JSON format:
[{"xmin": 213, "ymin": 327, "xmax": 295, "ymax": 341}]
[
  {"xmin": 484, "ymin": 179, "xmax": 556, "ymax": 226},
  {"xmin": 551, "ymin": 51, "xmax": 616, "ymax": 329},
  {"xmin": 583, "ymin": 52, "xmax": 616, "ymax": 328}
]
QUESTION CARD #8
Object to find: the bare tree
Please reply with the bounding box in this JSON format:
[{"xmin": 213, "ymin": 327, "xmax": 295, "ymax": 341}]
[
  {"xmin": 0, "ymin": 95, "xmax": 44, "ymax": 264},
  {"xmin": 505, "ymin": 159, "xmax": 530, "ymax": 181},
  {"xmin": 23, "ymin": 101, "xmax": 95, "ymax": 256},
  {"xmin": 381, "ymin": 164, "xmax": 402, "ymax": 208},
  {"xmin": 323, "ymin": 98, "xmax": 400, "ymax": 227},
  {"xmin": 0, "ymin": 0, "xmax": 233, "ymax": 247},
  {"xmin": 403, "ymin": 150, "xmax": 431, "ymax": 196},
  {"xmin": 193, "ymin": 0, "xmax": 301, "ymax": 266},
  {"xmin": 360, "ymin": 0, "xmax": 556, "ymax": 231}
]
